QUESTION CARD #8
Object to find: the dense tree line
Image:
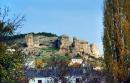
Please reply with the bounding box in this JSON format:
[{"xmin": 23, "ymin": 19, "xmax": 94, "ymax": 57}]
[
  {"xmin": 4, "ymin": 32, "xmax": 58, "ymax": 42},
  {"xmin": 34, "ymin": 32, "xmax": 57, "ymax": 37},
  {"xmin": 35, "ymin": 54, "xmax": 71, "ymax": 81},
  {"xmin": 103, "ymin": 0, "xmax": 130, "ymax": 82}
]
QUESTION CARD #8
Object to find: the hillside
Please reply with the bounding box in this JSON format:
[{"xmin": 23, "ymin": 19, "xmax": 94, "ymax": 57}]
[
  {"xmin": 6, "ymin": 32, "xmax": 103, "ymax": 70},
  {"xmin": 6, "ymin": 32, "xmax": 58, "ymax": 46},
  {"xmin": 6, "ymin": 32, "xmax": 100, "ymax": 59}
]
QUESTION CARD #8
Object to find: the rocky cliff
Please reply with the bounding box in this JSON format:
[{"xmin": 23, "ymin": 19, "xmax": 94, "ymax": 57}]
[{"xmin": 24, "ymin": 33, "xmax": 100, "ymax": 58}]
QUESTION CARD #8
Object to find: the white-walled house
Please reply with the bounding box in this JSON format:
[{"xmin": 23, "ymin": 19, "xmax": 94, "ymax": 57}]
[
  {"xmin": 69, "ymin": 58, "xmax": 83, "ymax": 66},
  {"xmin": 66, "ymin": 76, "xmax": 82, "ymax": 83},
  {"xmin": 29, "ymin": 77, "xmax": 54, "ymax": 83},
  {"xmin": 93, "ymin": 66, "xmax": 103, "ymax": 71}
]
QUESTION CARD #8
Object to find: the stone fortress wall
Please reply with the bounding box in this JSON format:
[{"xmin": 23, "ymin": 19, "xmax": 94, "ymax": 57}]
[
  {"xmin": 25, "ymin": 33, "xmax": 58, "ymax": 48},
  {"xmin": 25, "ymin": 34, "xmax": 100, "ymax": 58},
  {"xmin": 58, "ymin": 35, "xmax": 100, "ymax": 58}
]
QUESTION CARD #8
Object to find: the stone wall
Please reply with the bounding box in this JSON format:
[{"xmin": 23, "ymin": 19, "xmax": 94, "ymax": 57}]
[
  {"xmin": 25, "ymin": 34, "xmax": 58, "ymax": 48},
  {"xmin": 55, "ymin": 36, "xmax": 100, "ymax": 58},
  {"xmin": 90, "ymin": 44, "xmax": 100, "ymax": 58},
  {"xmin": 25, "ymin": 34, "xmax": 34, "ymax": 48},
  {"xmin": 38, "ymin": 36, "xmax": 57, "ymax": 47},
  {"xmin": 58, "ymin": 35, "xmax": 71, "ymax": 53},
  {"xmin": 33, "ymin": 36, "xmax": 39, "ymax": 47},
  {"xmin": 25, "ymin": 34, "xmax": 100, "ymax": 58},
  {"xmin": 72, "ymin": 37, "xmax": 91, "ymax": 55}
]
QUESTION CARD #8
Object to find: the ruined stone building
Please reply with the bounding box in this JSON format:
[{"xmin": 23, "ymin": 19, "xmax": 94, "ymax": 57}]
[
  {"xmin": 25, "ymin": 34, "xmax": 58, "ymax": 48},
  {"xmin": 25, "ymin": 34, "xmax": 39, "ymax": 48},
  {"xmin": 25, "ymin": 34, "xmax": 34, "ymax": 48},
  {"xmin": 56, "ymin": 36, "xmax": 100, "ymax": 58},
  {"xmin": 71, "ymin": 37, "xmax": 91, "ymax": 55},
  {"xmin": 58, "ymin": 35, "xmax": 71, "ymax": 53},
  {"xmin": 90, "ymin": 44, "xmax": 100, "ymax": 58},
  {"xmin": 33, "ymin": 37, "xmax": 39, "ymax": 47},
  {"xmin": 25, "ymin": 34, "xmax": 100, "ymax": 58}
]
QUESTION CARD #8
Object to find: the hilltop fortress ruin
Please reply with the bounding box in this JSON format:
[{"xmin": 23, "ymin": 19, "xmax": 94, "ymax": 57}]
[{"xmin": 25, "ymin": 33, "xmax": 100, "ymax": 58}]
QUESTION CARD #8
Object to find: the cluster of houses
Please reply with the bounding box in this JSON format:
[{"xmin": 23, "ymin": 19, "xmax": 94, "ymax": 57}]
[
  {"xmin": 25, "ymin": 65, "xmax": 104, "ymax": 83},
  {"xmin": 6, "ymin": 48, "xmax": 103, "ymax": 83},
  {"xmin": 24, "ymin": 57, "xmax": 96, "ymax": 83},
  {"xmin": 25, "ymin": 66, "xmax": 92, "ymax": 83}
]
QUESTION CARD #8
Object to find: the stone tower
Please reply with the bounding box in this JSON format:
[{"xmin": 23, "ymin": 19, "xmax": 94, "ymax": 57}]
[
  {"xmin": 25, "ymin": 34, "xmax": 34, "ymax": 48},
  {"xmin": 90, "ymin": 44, "xmax": 100, "ymax": 58},
  {"xmin": 58, "ymin": 35, "xmax": 70, "ymax": 53},
  {"xmin": 25, "ymin": 34, "xmax": 39, "ymax": 48},
  {"xmin": 72, "ymin": 37, "xmax": 91, "ymax": 55},
  {"xmin": 33, "ymin": 36, "xmax": 39, "ymax": 47}
]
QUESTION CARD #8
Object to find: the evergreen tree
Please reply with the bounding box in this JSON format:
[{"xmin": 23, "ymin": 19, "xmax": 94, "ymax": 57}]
[{"xmin": 103, "ymin": 0, "xmax": 129, "ymax": 82}]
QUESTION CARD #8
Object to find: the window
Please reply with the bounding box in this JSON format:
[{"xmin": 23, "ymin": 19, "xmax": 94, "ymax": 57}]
[
  {"xmin": 38, "ymin": 80, "xmax": 42, "ymax": 83},
  {"xmin": 76, "ymin": 78, "xmax": 80, "ymax": 83}
]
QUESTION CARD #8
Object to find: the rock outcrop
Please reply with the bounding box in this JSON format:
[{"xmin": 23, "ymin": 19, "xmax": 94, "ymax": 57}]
[
  {"xmin": 55, "ymin": 36, "xmax": 100, "ymax": 58},
  {"xmin": 25, "ymin": 34, "xmax": 39, "ymax": 48},
  {"xmin": 25, "ymin": 34, "xmax": 34, "ymax": 48},
  {"xmin": 25, "ymin": 33, "xmax": 100, "ymax": 58},
  {"xmin": 90, "ymin": 44, "xmax": 100, "ymax": 58},
  {"xmin": 71, "ymin": 37, "xmax": 91, "ymax": 55},
  {"xmin": 25, "ymin": 33, "xmax": 57, "ymax": 48},
  {"xmin": 57, "ymin": 35, "xmax": 71, "ymax": 54}
]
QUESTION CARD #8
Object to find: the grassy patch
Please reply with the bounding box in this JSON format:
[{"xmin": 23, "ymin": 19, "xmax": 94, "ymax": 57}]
[{"xmin": 41, "ymin": 47, "xmax": 59, "ymax": 52}]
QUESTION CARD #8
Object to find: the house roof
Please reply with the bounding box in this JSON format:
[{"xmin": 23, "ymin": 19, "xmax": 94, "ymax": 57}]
[
  {"xmin": 25, "ymin": 68, "xmax": 60, "ymax": 78},
  {"xmin": 25, "ymin": 68, "xmax": 85, "ymax": 78}
]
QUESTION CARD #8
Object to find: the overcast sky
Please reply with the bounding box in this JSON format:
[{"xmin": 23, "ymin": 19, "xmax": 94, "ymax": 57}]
[{"xmin": 1, "ymin": 0, "xmax": 104, "ymax": 54}]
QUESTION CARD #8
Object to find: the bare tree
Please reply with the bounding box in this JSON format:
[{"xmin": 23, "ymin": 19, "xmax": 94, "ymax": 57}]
[{"xmin": 0, "ymin": 7, "xmax": 26, "ymax": 83}]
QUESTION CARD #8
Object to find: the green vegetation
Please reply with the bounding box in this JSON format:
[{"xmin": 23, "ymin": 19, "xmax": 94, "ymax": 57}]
[
  {"xmin": 34, "ymin": 53, "xmax": 71, "ymax": 70},
  {"xmin": 11, "ymin": 34, "xmax": 27, "ymax": 40},
  {"xmin": 4, "ymin": 32, "xmax": 57, "ymax": 42},
  {"xmin": 34, "ymin": 32, "xmax": 57, "ymax": 37},
  {"xmin": 41, "ymin": 47, "xmax": 59, "ymax": 52},
  {"xmin": 0, "ymin": 7, "xmax": 26, "ymax": 82},
  {"xmin": 74, "ymin": 54, "xmax": 82, "ymax": 59},
  {"xmin": 47, "ymin": 55, "xmax": 70, "ymax": 65},
  {"xmin": 27, "ymin": 32, "xmax": 57, "ymax": 37},
  {"xmin": 46, "ymin": 54, "xmax": 71, "ymax": 77}
]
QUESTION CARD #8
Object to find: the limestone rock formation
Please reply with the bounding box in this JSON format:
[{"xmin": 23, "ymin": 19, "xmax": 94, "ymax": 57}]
[
  {"xmin": 57, "ymin": 35, "xmax": 71, "ymax": 53},
  {"xmin": 25, "ymin": 34, "xmax": 40, "ymax": 48},
  {"xmin": 25, "ymin": 34, "xmax": 34, "ymax": 48},
  {"xmin": 71, "ymin": 37, "xmax": 91, "ymax": 55},
  {"xmin": 25, "ymin": 33, "xmax": 58, "ymax": 48},
  {"xmin": 24, "ymin": 33, "xmax": 100, "ymax": 58},
  {"xmin": 90, "ymin": 44, "xmax": 100, "ymax": 58}
]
